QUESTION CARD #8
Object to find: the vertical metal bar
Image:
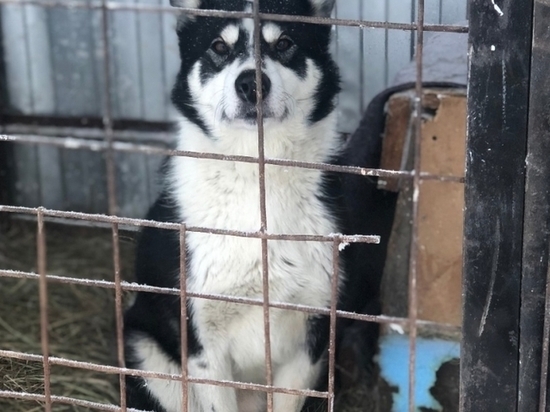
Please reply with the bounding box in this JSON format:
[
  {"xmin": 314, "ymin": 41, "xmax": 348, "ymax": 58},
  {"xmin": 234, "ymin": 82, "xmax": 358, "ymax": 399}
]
[
  {"xmin": 539, "ymin": 253, "xmax": 550, "ymax": 412},
  {"xmin": 358, "ymin": 0, "xmax": 365, "ymax": 114},
  {"xmin": 180, "ymin": 224, "xmax": 189, "ymax": 412},
  {"xmin": 100, "ymin": 0, "xmax": 118, "ymax": 215},
  {"xmin": 407, "ymin": 0, "xmax": 424, "ymax": 409},
  {"xmin": 383, "ymin": 1, "xmax": 389, "ymax": 87},
  {"xmin": 462, "ymin": 0, "xmax": 533, "ymax": 410},
  {"xmin": 327, "ymin": 238, "xmax": 340, "ymax": 412},
  {"xmin": 519, "ymin": 1, "xmax": 550, "ymax": 410},
  {"xmin": 112, "ymin": 223, "xmax": 126, "ymax": 411},
  {"xmin": 251, "ymin": 1, "xmax": 273, "ymax": 410},
  {"xmin": 37, "ymin": 208, "xmax": 52, "ymax": 412}
]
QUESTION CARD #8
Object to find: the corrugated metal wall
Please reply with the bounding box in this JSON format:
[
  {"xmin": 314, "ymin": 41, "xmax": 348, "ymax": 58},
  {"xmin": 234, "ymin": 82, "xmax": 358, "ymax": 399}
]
[
  {"xmin": 335, "ymin": 0, "xmax": 467, "ymax": 129},
  {"xmin": 1, "ymin": 0, "xmax": 467, "ymax": 218}
]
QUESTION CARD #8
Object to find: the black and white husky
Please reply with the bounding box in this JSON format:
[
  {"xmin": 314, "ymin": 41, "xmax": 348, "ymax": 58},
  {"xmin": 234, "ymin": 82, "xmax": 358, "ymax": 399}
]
[{"xmin": 123, "ymin": 1, "xmax": 395, "ymax": 411}]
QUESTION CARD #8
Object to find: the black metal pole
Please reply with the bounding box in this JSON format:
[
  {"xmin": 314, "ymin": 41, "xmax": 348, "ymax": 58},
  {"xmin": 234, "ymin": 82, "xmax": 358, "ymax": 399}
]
[
  {"xmin": 461, "ymin": 0, "xmax": 533, "ymax": 410},
  {"xmin": 519, "ymin": 2, "xmax": 550, "ymax": 411}
]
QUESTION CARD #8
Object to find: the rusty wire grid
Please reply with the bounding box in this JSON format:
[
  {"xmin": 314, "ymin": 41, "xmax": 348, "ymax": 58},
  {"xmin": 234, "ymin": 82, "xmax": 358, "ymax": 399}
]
[{"xmin": 0, "ymin": 0, "xmax": 467, "ymax": 411}]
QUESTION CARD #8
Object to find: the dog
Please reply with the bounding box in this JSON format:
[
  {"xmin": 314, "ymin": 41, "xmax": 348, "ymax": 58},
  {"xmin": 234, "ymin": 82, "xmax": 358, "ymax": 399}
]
[{"xmin": 123, "ymin": 1, "xmax": 395, "ymax": 411}]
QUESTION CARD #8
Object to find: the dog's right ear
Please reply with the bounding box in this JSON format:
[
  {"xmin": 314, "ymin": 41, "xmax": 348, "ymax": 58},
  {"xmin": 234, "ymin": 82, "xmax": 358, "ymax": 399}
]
[{"xmin": 170, "ymin": 0, "xmax": 201, "ymax": 9}]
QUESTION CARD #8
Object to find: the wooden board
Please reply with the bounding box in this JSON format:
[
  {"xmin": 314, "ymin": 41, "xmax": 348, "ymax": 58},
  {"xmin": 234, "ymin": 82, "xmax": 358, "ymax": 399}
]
[
  {"xmin": 417, "ymin": 92, "xmax": 466, "ymax": 326},
  {"xmin": 381, "ymin": 89, "xmax": 466, "ymax": 327}
]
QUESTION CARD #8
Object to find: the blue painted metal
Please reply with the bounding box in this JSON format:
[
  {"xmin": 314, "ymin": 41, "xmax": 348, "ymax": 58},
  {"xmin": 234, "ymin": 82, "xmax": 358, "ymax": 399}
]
[{"xmin": 378, "ymin": 334, "xmax": 460, "ymax": 411}]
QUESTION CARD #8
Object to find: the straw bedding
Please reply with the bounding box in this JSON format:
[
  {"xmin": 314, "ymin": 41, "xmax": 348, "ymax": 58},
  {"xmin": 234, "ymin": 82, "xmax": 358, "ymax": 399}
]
[{"xmin": 0, "ymin": 219, "xmax": 136, "ymax": 411}]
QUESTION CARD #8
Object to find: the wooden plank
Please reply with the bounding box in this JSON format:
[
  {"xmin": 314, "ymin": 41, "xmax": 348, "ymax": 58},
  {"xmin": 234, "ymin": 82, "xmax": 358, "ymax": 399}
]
[
  {"xmin": 417, "ymin": 180, "xmax": 463, "ymax": 325},
  {"xmin": 419, "ymin": 92, "xmax": 466, "ymax": 177},
  {"xmin": 416, "ymin": 92, "xmax": 466, "ymax": 326},
  {"xmin": 461, "ymin": 0, "xmax": 532, "ymax": 409},
  {"xmin": 380, "ymin": 90, "xmax": 466, "ymax": 327}
]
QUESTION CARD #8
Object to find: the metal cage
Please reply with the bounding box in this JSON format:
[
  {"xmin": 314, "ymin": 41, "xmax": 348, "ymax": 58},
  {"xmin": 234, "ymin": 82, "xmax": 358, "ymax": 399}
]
[{"xmin": 0, "ymin": 0, "xmax": 548, "ymax": 411}]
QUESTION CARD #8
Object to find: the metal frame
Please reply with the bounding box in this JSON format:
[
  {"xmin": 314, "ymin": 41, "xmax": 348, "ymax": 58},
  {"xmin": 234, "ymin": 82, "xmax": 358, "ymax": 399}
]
[
  {"xmin": 519, "ymin": 1, "xmax": 550, "ymax": 410},
  {"xmin": 460, "ymin": 0, "xmax": 550, "ymax": 411},
  {"xmin": 0, "ymin": 1, "xmax": 480, "ymax": 412}
]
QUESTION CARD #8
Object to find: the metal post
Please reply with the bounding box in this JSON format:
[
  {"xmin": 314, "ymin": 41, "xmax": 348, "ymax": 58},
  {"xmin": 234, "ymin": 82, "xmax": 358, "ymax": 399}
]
[
  {"xmin": 519, "ymin": 1, "xmax": 550, "ymax": 410},
  {"xmin": 461, "ymin": 0, "xmax": 533, "ymax": 410}
]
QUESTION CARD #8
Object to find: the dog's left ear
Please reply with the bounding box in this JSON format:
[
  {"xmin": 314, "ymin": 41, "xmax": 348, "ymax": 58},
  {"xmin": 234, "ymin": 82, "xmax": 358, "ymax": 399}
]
[{"xmin": 308, "ymin": 0, "xmax": 336, "ymax": 17}]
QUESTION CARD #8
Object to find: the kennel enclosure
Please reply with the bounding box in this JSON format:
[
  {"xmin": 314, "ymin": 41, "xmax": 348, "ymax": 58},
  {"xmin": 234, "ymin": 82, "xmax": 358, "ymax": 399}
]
[{"xmin": 0, "ymin": 0, "xmax": 549, "ymax": 411}]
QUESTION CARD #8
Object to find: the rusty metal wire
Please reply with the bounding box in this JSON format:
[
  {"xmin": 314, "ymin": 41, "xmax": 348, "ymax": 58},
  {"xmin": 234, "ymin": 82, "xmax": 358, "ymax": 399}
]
[
  {"xmin": 0, "ymin": 267, "xmax": 460, "ymax": 334},
  {"xmin": 406, "ymin": 0, "xmax": 425, "ymax": 409},
  {"xmin": 100, "ymin": 0, "xmax": 119, "ymax": 217},
  {"xmin": 37, "ymin": 209, "xmax": 52, "ymax": 412},
  {"xmin": 112, "ymin": 223, "xmax": 127, "ymax": 412},
  {"xmin": 0, "ymin": 389, "xmax": 139, "ymax": 412},
  {"xmin": 250, "ymin": 0, "xmax": 275, "ymax": 409},
  {"xmin": 0, "ymin": 134, "xmax": 465, "ymax": 183},
  {"xmin": 0, "ymin": 349, "xmax": 330, "ymax": 398},
  {"xmin": 0, "ymin": 205, "xmax": 380, "ymax": 243},
  {"xmin": 179, "ymin": 225, "xmax": 190, "ymax": 412},
  {"xmin": 327, "ymin": 239, "xmax": 341, "ymax": 412},
  {"xmin": 0, "ymin": 0, "xmax": 466, "ymax": 410}
]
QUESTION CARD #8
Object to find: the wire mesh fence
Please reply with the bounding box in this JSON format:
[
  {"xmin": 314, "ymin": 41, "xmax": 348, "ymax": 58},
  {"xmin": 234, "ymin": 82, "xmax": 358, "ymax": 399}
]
[{"xmin": 0, "ymin": 0, "xmax": 474, "ymax": 411}]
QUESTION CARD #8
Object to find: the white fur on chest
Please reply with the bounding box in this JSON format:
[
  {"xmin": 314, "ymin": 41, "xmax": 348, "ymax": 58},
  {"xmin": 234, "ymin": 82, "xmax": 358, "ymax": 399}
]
[{"xmin": 170, "ymin": 116, "xmax": 340, "ymax": 373}]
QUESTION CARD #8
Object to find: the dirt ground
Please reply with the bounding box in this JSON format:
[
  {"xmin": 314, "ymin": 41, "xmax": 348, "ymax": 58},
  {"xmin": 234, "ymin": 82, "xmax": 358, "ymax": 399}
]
[{"xmin": 0, "ymin": 217, "xmax": 379, "ymax": 412}]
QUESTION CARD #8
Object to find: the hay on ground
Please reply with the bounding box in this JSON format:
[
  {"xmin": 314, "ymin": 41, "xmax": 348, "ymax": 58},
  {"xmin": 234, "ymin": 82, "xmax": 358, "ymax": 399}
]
[
  {"xmin": 0, "ymin": 219, "xmax": 377, "ymax": 411},
  {"xmin": 0, "ymin": 219, "xmax": 135, "ymax": 411}
]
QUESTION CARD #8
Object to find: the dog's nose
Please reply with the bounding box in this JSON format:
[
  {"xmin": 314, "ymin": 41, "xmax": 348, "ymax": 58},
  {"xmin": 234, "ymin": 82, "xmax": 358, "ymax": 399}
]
[{"xmin": 235, "ymin": 70, "xmax": 271, "ymax": 104}]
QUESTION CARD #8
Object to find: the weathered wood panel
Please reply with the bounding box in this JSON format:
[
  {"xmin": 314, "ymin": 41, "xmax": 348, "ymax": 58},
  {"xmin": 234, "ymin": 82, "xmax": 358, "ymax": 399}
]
[{"xmin": 380, "ymin": 89, "xmax": 466, "ymax": 327}]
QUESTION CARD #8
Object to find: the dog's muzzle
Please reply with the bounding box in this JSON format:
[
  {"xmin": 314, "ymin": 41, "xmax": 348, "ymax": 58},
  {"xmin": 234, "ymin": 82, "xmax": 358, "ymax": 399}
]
[
  {"xmin": 225, "ymin": 69, "xmax": 288, "ymax": 123},
  {"xmin": 235, "ymin": 70, "xmax": 271, "ymax": 104}
]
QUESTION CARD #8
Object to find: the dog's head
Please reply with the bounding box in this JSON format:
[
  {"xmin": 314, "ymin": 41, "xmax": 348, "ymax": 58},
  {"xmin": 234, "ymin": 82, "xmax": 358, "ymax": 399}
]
[{"xmin": 171, "ymin": 0, "xmax": 340, "ymax": 137}]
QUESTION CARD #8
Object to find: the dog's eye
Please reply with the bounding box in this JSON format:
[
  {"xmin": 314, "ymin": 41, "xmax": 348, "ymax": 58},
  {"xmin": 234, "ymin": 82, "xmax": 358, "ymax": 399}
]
[
  {"xmin": 275, "ymin": 36, "xmax": 293, "ymax": 52},
  {"xmin": 211, "ymin": 39, "xmax": 229, "ymax": 55}
]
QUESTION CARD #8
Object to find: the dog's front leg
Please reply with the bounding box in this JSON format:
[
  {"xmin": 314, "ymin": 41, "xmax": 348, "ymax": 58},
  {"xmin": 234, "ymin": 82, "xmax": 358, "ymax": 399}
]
[
  {"xmin": 188, "ymin": 352, "xmax": 238, "ymax": 412},
  {"xmin": 273, "ymin": 350, "xmax": 322, "ymax": 412}
]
